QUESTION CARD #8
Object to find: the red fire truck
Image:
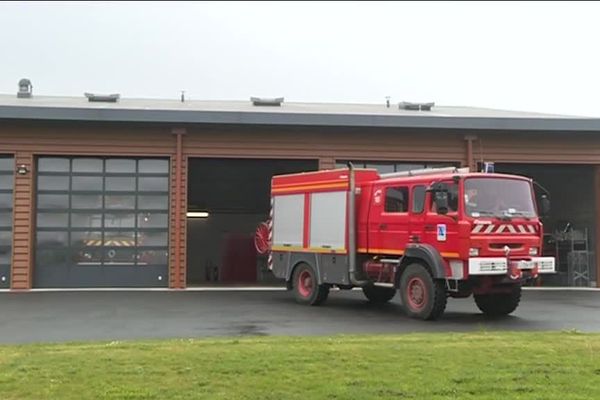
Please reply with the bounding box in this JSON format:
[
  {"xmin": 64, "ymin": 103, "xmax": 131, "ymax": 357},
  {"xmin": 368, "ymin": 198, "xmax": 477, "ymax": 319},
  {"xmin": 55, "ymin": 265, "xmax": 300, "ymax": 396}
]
[{"xmin": 255, "ymin": 164, "xmax": 555, "ymax": 320}]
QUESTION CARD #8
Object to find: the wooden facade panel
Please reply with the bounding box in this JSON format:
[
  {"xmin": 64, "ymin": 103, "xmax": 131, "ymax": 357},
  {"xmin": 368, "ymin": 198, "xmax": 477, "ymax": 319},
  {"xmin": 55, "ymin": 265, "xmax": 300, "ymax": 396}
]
[
  {"xmin": 0, "ymin": 123, "xmax": 175, "ymax": 156},
  {"xmin": 13, "ymin": 206, "xmax": 32, "ymax": 214},
  {"xmin": 169, "ymin": 149, "xmax": 187, "ymax": 288},
  {"xmin": 473, "ymin": 132, "xmax": 600, "ymax": 164},
  {"xmin": 183, "ymin": 128, "xmax": 468, "ymax": 164},
  {"xmin": 10, "ymin": 151, "xmax": 34, "ymax": 289}
]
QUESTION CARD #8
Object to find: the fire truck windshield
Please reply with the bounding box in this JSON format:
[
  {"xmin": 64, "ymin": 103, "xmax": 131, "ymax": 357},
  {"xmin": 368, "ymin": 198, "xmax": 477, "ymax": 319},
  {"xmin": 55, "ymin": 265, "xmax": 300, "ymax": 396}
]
[{"xmin": 464, "ymin": 178, "xmax": 536, "ymax": 219}]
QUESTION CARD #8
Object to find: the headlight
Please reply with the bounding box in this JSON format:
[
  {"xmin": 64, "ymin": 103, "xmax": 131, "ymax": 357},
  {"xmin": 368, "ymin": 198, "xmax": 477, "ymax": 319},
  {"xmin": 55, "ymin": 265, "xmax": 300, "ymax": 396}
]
[
  {"xmin": 529, "ymin": 247, "xmax": 539, "ymax": 256},
  {"xmin": 469, "ymin": 248, "xmax": 479, "ymax": 257}
]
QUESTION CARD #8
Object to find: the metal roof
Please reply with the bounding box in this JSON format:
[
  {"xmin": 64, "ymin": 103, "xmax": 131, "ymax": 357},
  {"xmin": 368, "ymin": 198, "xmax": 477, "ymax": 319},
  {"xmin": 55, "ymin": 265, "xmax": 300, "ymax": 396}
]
[{"xmin": 0, "ymin": 94, "xmax": 599, "ymax": 131}]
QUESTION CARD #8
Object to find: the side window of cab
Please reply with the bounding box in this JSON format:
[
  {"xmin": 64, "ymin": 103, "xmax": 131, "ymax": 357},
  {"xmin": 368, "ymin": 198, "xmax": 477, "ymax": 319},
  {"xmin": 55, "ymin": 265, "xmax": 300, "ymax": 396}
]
[
  {"xmin": 412, "ymin": 185, "xmax": 426, "ymax": 213},
  {"xmin": 384, "ymin": 186, "xmax": 409, "ymax": 213},
  {"xmin": 430, "ymin": 181, "xmax": 459, "ymax": 213}
]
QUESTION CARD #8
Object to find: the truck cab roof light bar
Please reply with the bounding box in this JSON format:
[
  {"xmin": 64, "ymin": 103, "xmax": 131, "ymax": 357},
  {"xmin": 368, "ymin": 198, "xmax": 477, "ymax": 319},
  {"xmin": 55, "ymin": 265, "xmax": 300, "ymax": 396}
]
[{"xmin": 380, "ymin": 166, "xmax": 470, "ymax": 179}]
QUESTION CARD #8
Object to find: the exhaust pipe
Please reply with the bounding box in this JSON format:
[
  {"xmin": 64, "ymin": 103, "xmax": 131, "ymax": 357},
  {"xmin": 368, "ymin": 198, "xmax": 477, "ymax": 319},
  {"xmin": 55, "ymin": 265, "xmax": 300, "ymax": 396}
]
[{"xmin": 347, "ymin": 162, "xmax": 370, "ymax": 287}]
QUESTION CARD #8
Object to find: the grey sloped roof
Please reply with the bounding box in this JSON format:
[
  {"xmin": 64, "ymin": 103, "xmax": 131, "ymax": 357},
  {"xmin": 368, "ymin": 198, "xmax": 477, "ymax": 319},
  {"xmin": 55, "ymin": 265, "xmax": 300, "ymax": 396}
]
[{"xmin": 0, "ymin": 94, "xmax": 599, "ymax": 131}]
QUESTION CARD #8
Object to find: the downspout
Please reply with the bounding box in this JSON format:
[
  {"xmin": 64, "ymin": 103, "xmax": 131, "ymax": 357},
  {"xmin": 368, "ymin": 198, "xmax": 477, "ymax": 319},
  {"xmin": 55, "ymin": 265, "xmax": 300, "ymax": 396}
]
[{"xmin": 347, "ymin": 162, "xmax": 370, "ymax": 286}]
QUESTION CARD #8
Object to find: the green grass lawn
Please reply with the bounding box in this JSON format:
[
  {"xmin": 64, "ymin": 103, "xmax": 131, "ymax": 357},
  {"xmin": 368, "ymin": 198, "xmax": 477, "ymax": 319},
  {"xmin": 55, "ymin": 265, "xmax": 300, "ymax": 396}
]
[{"xmin": 0, "ymin": 332, "xmax": 599, "ymax": 399}]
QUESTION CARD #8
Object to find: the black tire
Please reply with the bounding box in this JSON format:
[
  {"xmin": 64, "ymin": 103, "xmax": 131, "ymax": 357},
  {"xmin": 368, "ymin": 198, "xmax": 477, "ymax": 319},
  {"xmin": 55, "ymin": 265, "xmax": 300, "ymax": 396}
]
[
  {"xmin": 292, "ymin": 263, "xmax": 329, "ymax": 306},
  {"xmin": 399, "ymin": 263, "xmax": 447, "ymax": 320},
  {"xmin": 362, "ymin": 285, "xmax": 396, "ymax": 304},
  {"xmin": 474, "ymin": 285, "xmax": 521, "ymax": 316}
]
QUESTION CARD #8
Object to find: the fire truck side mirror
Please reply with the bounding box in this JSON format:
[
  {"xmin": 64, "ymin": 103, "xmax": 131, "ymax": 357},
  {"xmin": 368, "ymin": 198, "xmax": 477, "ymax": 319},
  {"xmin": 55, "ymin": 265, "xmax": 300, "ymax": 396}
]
[
  {"xmin": 433, "ymin": 191, "xmax": 449, "ymax": 215},
  {"xmin": 539, "ymin": 194, "xmax": 550, "ymax": 217}
]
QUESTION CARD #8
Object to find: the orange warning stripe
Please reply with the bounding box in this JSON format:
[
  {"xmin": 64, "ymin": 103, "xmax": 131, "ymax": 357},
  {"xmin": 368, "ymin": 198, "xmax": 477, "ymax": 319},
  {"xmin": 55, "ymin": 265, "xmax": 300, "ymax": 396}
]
[
  {"xmin": 271, "ymin": 245, "xmax": 347, "ymax": 254},
  {"xmin": 273, "ymin": 178, "xmax": 348, "ymax": 188},
  {"xmin": 358, "ymin": 247, "xmax": 404, "ymax": 256},
  {"xmin": 359, "ymin": 248, "xmax": 460, "ymax": 258},
  {"xmin": 272, "ymin": 182, "xmax": 348, "ymax": 194}
]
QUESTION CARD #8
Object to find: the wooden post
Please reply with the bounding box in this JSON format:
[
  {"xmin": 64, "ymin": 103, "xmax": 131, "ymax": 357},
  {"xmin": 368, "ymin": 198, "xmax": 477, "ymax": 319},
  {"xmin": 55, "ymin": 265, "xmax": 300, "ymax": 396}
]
[
  {"xmin": 11, "ymin": 152, "xmax": 34, "ymax": 290},
  {"xmin": 464, "ymin": 135, "xmax": 477, "ymax": 171},
  {"xmin": 171, "ymin": 128, "xmax": 186, "ymax": 289}
]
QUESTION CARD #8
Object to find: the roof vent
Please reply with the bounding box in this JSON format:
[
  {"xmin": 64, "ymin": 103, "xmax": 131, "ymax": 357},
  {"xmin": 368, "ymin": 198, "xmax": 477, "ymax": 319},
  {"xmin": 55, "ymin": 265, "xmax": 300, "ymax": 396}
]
[
  {"xmin": 251, "ymin": 97, "xmax": 284, "ymax": 106},
  {"xmin": 84, "ymin": 93, "xmax": 120, "ymax": 103},
  {"xmin": 17, "ymin": 78, "xmax": 32, "ymax": 98},
  {"xmin": 399, "ymin": 101, "xmax": 434, "ymax": 111}
]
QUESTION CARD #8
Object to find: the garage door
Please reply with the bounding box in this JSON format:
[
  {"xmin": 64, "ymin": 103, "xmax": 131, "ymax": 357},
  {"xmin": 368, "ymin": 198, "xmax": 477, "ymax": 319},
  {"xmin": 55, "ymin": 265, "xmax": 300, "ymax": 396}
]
[
  {"xmin": 0, "ymin": 156, "xmax": 13, "ymax": 288},
  {"xmin": 34, "ymin": 157, "xmax": 170, "ymax": 287}
]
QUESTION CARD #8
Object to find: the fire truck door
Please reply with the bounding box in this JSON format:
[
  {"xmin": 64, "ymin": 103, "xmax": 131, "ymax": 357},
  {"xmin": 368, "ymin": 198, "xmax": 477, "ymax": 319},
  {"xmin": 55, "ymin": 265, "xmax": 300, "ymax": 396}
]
[
  {"xmin": 369, "ymin": 184, "xmax": 410, "ymax": 255},
  {"xmin": 408, "ymin": 185, "xmax": 427, "ymax": 243},
  {"xmin": 422, "ymin": 180, "xmax": 459, "ymax": 256}
]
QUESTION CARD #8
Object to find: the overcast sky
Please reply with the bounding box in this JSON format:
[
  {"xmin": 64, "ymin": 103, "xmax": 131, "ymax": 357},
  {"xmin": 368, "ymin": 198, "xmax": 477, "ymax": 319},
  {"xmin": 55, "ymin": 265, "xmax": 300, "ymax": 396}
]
[{"xmin": 1, "ymin": 1, "xmax": 599, "ymax": 116}]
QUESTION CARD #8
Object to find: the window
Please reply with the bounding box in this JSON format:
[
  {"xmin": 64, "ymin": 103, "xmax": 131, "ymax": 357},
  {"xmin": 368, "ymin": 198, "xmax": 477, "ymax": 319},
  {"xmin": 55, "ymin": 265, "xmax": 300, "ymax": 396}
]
[
  {"xmin": 385, "ymin": 187, "xmax": 408, "ymax": 213},
  {"xmin": 412, "ymin": 185, "xmax": 426, "ymax": 213},
  {"xmin": 464, "ymin": 178, "xmax": 536, "ymax": 218},
  {"xmin": 447, "ymin": 183, "xmax": 459, "ymax": 212}
]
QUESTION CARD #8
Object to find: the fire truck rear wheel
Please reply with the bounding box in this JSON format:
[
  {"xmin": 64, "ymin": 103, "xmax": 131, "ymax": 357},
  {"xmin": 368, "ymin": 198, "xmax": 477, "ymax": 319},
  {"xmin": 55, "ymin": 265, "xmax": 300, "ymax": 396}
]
[
  {"xmin": 399, "ymin": 263, "xmax": 447, "ymax": 320},
  {"xmin": 474, "ymin": 285, "xmax": 522, "ymax": 316},
  {"xmin": 292, "ymin": 263, "xmax": 329, "ymax": 306},
  {"xmin": 362, "ymin": 285, "xmax": 396, "ymax": 304}
]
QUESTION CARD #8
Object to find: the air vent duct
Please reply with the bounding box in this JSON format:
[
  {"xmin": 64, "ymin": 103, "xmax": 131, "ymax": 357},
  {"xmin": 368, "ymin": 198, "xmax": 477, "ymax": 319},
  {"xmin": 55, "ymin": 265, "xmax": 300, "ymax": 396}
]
[
  {"xmin": 17, "ymin": 78, "xmax": 32, "ymax": 98},
  {"xmin": 84, "ymin": 93, "xmax": 120, "ymax": 103},
  {"xmin": 251, "ymin": 97, "xmax": 284, "ymax": 106},
  {"xmin": 399, "ymin": 101, "xmax": 434, "ymax": 111}
]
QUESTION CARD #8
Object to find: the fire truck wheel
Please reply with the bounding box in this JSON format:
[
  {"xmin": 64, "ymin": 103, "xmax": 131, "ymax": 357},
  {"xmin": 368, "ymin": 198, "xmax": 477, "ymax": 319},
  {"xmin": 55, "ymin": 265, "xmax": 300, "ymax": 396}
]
[
  {"xmin": 292, "ymin": 263, "xmax": 329, "ymax": 306},
  {"xmin": 362, "ymin": 285, "xmax": 396, "ymax": 304},
  {"xmin": 399, "ymin": 263, "xmax": 447, "ymax": 320},
  {"xmin": 474, "ymin": 285, "xmax": 522, "ymax": 316}
]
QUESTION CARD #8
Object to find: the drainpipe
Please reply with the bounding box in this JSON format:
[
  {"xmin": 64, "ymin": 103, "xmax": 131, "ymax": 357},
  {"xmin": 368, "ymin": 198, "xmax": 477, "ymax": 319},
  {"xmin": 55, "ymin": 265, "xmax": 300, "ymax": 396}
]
[{"xmin": 347, "ymin": 162, "xmax": 370, "ymax": 286}]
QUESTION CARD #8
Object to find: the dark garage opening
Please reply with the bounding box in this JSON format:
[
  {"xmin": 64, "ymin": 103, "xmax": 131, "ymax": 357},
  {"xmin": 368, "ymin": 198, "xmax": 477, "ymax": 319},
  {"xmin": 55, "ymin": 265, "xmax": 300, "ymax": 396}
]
[
  {"xmin": 495, "ymin": 163, "xmax": 596, "ymax": 287},
  {"xmin": 186, "ymin": 158, "xmax": 318, "ymax": 286}
]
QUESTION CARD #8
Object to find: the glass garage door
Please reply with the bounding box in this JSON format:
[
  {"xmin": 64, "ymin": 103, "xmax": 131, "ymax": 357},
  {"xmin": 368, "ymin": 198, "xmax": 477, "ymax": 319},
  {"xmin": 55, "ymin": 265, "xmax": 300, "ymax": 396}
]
[
  {"xmin": 34, "ymin": 157, "xmax": 170, "ymax": 287},
  {"xmin": 0, "ymin": 156, "xmax": 13, "ymax": 288}
]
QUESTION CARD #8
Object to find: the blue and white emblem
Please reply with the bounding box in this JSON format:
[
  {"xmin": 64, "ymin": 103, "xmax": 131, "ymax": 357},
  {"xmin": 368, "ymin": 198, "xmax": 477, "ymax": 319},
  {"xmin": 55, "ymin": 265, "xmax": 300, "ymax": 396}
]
[{"xmin": 437, "ymin": 224, "xmax": 447, "ymax": 241}]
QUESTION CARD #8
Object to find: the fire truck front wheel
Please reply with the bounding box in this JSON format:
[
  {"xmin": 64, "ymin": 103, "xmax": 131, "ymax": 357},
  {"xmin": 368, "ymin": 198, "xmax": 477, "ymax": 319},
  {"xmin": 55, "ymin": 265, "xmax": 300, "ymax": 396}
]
[
  {"xmin": 292, "ymin": 263, "xmax": 329, "ymax": 306},
  {"xmin": 362, "ymin": 285, "xmax": 396, "ymax": 304},
  {"xmin": 399, "ymin": 263, "xmax": 447, "ymax": 320},
  {"xmin": 474, "ymin": 285, "xmax": 521, "ymax": 316}
]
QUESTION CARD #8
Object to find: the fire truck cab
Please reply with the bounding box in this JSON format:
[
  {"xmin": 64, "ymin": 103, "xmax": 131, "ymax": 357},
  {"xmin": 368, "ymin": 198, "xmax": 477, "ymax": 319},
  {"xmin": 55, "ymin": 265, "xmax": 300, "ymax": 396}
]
[{"xmin": 256, "ymin": 165, "xmax": 555, "ymax": 320}]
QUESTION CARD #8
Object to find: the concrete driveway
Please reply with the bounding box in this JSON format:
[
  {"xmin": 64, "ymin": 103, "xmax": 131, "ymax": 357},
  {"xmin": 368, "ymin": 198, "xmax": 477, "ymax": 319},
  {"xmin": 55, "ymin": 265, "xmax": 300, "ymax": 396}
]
[{"xmin": 0, "ymin": 289, "xmax": 599, "ymax": 344}]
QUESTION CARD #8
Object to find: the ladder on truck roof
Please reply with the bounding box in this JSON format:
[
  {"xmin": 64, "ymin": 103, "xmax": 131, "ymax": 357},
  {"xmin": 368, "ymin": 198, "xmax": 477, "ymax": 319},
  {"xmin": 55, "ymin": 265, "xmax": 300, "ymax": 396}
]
[{"xmin": 379, "ymin": 166, "xmax": 470, "ymax": 180}]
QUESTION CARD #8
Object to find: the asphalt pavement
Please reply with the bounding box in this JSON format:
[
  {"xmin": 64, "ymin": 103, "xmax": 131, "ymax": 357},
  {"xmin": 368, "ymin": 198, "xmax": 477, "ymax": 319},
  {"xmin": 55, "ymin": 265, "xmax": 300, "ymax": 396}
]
[{"xmin": 0, "ymin": 289, "xmax": 599, "ymax": 344}]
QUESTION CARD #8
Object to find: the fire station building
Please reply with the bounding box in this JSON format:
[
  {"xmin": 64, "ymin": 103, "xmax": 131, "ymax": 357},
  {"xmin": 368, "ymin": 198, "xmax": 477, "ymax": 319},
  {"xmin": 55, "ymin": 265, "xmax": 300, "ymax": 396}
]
[{"xmin": 1, "ymin": 85, "xmax": 600, "ymax": 289}]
